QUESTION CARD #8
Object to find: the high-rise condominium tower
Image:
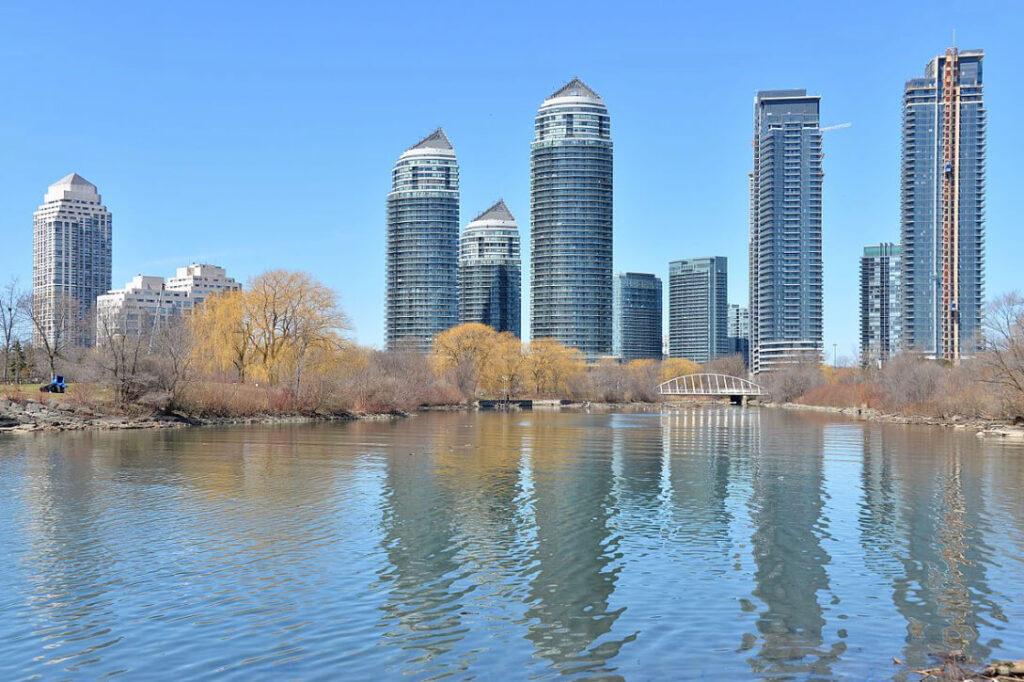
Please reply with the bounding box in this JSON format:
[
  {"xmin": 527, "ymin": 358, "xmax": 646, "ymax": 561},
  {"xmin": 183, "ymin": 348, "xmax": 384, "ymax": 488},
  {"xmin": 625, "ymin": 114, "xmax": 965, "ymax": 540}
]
[
  {"xmin": 749, "ymin": 90, "xmax": 823, "ymax": 374},
  {"xmin": 386, "ymin": 128, "xmax": 460, "ymax": 352},
  {"xmin": 458, "ymin": 200, "xmax": 521, "ymax": 337},
  {"xmin": 32, "ymin": 173, "xmax": 112, "ymax": 349},
  {"xmin": 860, "ymin": 243, "xmax": 901, "ymax": 367},
  {"xmin": 727, "ymin": 304, "xmax": 751, "ymax": 368},
  {"xmin": 612, "ymin": 272, "xmax": 663, "ymax": 361},
  {"xmin": 668, "ymin": 257, "xmax": 728, "ymax": 364},
  {"xmin": 901, "ymin": 48, "xmax": 985, "ymax": 362},
  {"xmin": 531, "ymin": 77, "xmax": 613, "ymax": 358}
]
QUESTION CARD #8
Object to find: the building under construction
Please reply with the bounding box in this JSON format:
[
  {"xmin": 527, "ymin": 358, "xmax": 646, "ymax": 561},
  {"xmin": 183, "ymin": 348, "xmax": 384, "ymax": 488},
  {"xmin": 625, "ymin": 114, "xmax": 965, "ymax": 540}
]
[{"xmin": 900, "ymin": 48, "xmax": 986, "ymax": 363}]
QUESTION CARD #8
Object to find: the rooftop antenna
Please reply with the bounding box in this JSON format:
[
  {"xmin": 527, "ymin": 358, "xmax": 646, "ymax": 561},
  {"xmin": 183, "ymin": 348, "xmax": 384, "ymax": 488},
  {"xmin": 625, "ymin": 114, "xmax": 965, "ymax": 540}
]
[{"xmin": 952, "ymin": 28, "xmax": 956, "ymax": 48}]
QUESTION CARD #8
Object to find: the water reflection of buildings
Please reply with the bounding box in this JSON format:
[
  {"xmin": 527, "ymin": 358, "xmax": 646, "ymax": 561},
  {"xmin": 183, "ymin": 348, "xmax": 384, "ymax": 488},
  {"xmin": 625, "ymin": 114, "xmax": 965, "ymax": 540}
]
[
  {"xmin": 659, "ymin": 408, "xmax": 758, "ymax": 545},
  {"xmin": 8, "ymin": 410, "xmax": 1024, "ymax": 677},
  {"xmin": 373, "ymin": 417, "xmax": 474, "ymax": 677},
  {"xmin": 522, "ymin": 413, "xmax": 634, "ymax": 675},
  {"xmin": 877, "ymin": 428, "xmax": 1003, "ymax": 669},
  {"xmin": 374, "ymin": 412, "xmax": 637, "ymax": 676},
  {"xmin": 14, "ymin": 425, "xmax": 382, "ymax": 676},
  {"xmin": 744, "ymin": 411, "xmax": 841, "ymax": 678}
]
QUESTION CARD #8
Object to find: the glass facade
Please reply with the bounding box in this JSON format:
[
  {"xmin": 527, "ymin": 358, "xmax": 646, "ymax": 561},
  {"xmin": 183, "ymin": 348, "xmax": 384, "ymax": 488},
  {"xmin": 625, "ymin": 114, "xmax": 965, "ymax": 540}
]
[
  {"xmin": 612, "ymin": 272, "xmax": 662, "ymax": 361},
  {"xmin": 668, "ymin": 257, "xmax": 728, "ymax": 364},
  {"xmin": 901, "ymin": 49, "xmax": 985, "ymax": 360},
  {"xmin": 530, "ymin": 78, "xmax": 613, "ymax": 359},
  {"xmin": 386, "ymin": 128, "xmax": 460, "ymax": 352},
  {"xmin": 749, "ymin": 90, "xmax": 824, "ymax": 374},
  {"xmin": 458, "ymin": 200, "xmax": 521, "ymax": 336},
  {"xmin": 860, "ymin": 243, "xmax": 902, "ymax": 367},
  {"xmin": 727, "ymin": 304, "xmax": 751, "ymax": 368}
]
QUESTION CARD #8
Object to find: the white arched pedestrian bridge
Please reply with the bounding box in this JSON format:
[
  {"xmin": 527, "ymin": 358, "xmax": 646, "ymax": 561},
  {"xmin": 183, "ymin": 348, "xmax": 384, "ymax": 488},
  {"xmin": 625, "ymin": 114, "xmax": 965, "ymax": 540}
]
[{"xmin": 658, "ymin": 373, "xmax": 764, "ymax": 399}]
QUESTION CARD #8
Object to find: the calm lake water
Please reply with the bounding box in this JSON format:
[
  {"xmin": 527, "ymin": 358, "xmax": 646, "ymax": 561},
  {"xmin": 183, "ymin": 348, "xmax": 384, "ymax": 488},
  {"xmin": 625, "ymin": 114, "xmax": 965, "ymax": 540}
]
[{"xmin": 1, "ymin": 408, "xmax": 1023, "ymax": 680}]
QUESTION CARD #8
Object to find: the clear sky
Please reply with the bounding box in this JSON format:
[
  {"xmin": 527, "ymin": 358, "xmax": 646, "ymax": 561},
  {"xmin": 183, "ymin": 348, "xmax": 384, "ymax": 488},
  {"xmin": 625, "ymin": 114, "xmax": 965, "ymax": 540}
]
[{"xmin": 2, "ymin": 0, "xmax": 1021, "ymax": 360}]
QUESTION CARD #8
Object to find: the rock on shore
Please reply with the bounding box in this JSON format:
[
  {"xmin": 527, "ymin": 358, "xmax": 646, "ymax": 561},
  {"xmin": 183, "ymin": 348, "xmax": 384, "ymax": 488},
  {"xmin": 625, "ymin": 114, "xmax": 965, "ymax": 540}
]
[
  {"xmin": 771, "ymin": 401, "xmax": 1024, "ymax": 439},
  {"xmin": 0, "ymin": 398, "xmax": 400, "ymax": 434},
  {"xmin": 0, "ymin": 398, "xmax": 188, "ymax": 433}
]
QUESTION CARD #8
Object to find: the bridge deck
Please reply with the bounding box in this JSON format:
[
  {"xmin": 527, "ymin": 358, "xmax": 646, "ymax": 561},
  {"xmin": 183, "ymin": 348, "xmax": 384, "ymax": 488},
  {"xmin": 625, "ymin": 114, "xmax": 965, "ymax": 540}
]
[{"xmin": 658, "ymin": 373, "xmax": 764, "ymax": 397}]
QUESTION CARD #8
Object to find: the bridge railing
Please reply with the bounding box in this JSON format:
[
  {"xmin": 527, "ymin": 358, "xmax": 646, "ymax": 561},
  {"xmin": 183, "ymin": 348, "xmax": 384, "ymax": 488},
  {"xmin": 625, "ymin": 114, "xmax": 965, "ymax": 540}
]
[{"xmin": 658, "ymin": 373, "xmax": 764, "ymax": 396}]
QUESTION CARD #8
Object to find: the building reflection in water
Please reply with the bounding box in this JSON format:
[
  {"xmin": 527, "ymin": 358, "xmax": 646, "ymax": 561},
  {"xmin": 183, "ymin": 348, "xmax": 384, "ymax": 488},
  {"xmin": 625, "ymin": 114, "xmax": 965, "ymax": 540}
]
[
  {"xmin": 744, "ymin": 410, "xmax": 842, "ymax": 678},
  {"xmin": 11, "ymin": 425, "xmax": 386, "ymax": 676},
  {"xmin": 521, "ymin": 413, "xmax": 635, "ymax": 676},
  {"xmin": 4, "ymin": 408, "xmax": 1024, "ymax": 678},
  {"xmin": 880, "ymin": 428, "xmax": 1005, "ymax": 670},
  {"xmin": 373, "ymin": 416, "xmax": 475, "ymax": 677},
  {"xmin": 660, "ymin": 407, "xmax": 754, "ymax": 546}
]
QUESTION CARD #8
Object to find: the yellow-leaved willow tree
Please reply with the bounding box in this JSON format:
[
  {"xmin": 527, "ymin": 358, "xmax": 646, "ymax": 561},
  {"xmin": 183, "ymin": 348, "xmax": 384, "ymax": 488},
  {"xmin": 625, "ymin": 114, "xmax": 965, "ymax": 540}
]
[
  {"xmin": 190, "ymin": 270, "xmax": 351, "ymax": 391},
  {"xmin": 431, "ymin": 323, "xmax": 585, "ymax": 400},
  {"xmin": 431, "ymin": 323, "xmax": 501, "ymax": 401},
  {"xmin": 523, "ymin": 337, "xmax": 584, "ymax": 396}
]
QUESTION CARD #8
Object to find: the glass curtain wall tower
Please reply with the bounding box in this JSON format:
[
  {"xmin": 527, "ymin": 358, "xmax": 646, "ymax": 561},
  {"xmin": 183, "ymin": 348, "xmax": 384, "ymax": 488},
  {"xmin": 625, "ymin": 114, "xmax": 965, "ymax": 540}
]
[
  {"xmin": 612, "ymin": 272, "xmax": 663, "ymax": 361},
  {"xmin": 860, "ymin": 243, "xmax": 901, "ymax": 367},
  {"xmin": 386, "ymin": 128, "xmax": 460, "ymax": 352},
  {"xmin": 458, "ymin": 200, "xmax": 521, "ymax": 336},
  {"xmin": 728, "ymin": 304, "xmax": 751, "ymax": 368},
  {"xmin": 668, "ymin": 257, "xmax": 728, "ymax": 364},
  {"xmin": 901, "ymin": 48, "xmax": 985, "ymax": 362},
  {"xmin": 32, "ymin": 173, "xmax": 112, "ymax": 349},
  {"xmin": 530, "ymin": 78, "xmax": 613, "ymax": 358},
  {"xmin": 749, "ymin": 90, "xmax": 824, "ymax": 374}
]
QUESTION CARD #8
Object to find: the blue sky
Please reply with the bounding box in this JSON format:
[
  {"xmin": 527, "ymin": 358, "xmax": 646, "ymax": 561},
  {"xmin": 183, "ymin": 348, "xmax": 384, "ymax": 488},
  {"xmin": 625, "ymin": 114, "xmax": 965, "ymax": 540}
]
[{"xmin": 1, "ymin": 0, "xmax": 1021, "ymax": 359}]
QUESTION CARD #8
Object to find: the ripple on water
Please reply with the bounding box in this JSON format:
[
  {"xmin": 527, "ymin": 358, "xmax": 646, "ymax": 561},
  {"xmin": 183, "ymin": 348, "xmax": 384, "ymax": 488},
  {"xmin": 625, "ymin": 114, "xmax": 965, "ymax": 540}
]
[{"xmin": 1, "ymin": 411, "xmax": 1023, "ymax": 679}]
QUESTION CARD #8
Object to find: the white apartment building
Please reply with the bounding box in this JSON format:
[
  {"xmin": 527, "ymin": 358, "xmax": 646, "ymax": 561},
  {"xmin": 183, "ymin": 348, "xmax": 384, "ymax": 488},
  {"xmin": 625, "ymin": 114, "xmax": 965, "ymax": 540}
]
[
  {"xmin": 165, "ymin": 263, "xmax": 240, "ymax": 304},
  {"xmin": 33, "ymin": 173, "xmax": 112, "ymax": 348},
  {"xmin": 96, "ymin": 264, "xmax": 240, "ymax": 343}
]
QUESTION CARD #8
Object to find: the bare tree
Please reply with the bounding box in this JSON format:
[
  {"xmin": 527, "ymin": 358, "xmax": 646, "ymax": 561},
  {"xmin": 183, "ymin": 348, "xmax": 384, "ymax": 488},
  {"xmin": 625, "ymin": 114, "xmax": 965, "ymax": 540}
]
[
  {"xmin": 978, "ymin": 293, "xmax": 1024, "ymax": 415},
  {"xmin": 150, "ymin": 318, "xmax": 194, "ymax": 407},
  {"xmin": 880, "ymin": 353, "xmax": 945, "ymax": 407},
  {"xmin": 703, "ymin": 353, "xmax": 748, "ymax": 378},
  {"xmin": 19, "ymin": 291, "xmax": 84, "ymax": 379},
  {"xmin": 0, "ymin": 278, "xmax": 24, "ymax": 383},
  {"xmin": 94, "ymin": 310, "xmax": 154, "ymax": 407},
  {"xmin": 762, "ymin": 355, "xmax": 826, "ymax": 403}
]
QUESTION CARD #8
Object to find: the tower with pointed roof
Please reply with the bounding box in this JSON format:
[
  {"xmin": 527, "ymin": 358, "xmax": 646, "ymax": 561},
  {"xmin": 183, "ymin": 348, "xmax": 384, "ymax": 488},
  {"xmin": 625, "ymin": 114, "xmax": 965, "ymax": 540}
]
[
  {"xmin": 458, "ymin": 200, "xmax": 521, "ymax": 336},
  {"xmin": 32, "ymin": 173, "xmax": 112, "ymax": 349},
  {"xmin": 530, "ymin": 77, "xmax": 613, "ymax": 358},
  {"xmin": 386, "ymin": 128, "xmax": 460, "ymax": 351}
]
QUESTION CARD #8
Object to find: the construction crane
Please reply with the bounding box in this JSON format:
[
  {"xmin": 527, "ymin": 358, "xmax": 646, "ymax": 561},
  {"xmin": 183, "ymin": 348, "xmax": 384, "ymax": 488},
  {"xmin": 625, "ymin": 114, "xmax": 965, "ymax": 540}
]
[{"xmin": 820, "ymin": 122, "xmax": 852, "ymax": 132}]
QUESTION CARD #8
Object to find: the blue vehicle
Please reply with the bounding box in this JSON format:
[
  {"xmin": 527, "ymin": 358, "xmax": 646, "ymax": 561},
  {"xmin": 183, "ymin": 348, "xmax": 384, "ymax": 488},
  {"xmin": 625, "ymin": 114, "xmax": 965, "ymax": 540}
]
[{"xmin": 40, "ymin": 375, "xmax": 67, "ymax": 393}]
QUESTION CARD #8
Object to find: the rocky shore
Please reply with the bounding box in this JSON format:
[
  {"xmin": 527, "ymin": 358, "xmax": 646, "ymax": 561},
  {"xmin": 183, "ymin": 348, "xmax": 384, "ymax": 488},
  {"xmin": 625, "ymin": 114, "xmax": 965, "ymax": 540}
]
[
  {"xmin": 771, "ymin": 401, "xmax": 1024, "ymax": 440},
  {"xmin": 0, "ymin": 398, "xmax": 404, "ymax": 434}
]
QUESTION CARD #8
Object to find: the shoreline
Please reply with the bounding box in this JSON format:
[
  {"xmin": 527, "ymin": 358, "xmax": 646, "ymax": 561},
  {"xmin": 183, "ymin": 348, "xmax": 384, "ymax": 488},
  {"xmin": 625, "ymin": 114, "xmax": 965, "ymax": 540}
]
[
  {"xmin": 766, "ymin": 401, "xmax": 1024, "ymax": 440},
  {"xmin": 0, "ymin": 397, "xmax": 407, "ymax": 434},
  {"xmin": 5, "ymin": 395, "xmax": 1024, "ymax": 441}
]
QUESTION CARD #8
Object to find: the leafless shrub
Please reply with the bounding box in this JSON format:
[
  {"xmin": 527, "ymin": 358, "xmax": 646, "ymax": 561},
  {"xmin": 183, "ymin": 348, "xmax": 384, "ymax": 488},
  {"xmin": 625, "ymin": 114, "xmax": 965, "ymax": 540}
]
[
  {"xmin": 880, "ymin": 353, "xmax": 945, "ymax": 409},
  {"xmin": 336, "ymin": 349, "xmax": 457, "ymax": 413},
  {"xmin": 978, "ymin": 292, "xmax": 1024, "ymax": 418},
  {"xmin": 583, "ymin": 361, "xmax": 630, "ymax": 402},
  {"xmin": 626, "ymin": 360, "xmax": 661, "ymax": 402},
  {"xmin": 150, "ymin": 321, "xmax": 194, "ymax": 407},
  {"xmin": 703, "ymin": 354, "xmax": 748, "ymax": 378},
  {"xmin": 934, "ymin": 360, "xmax": 998, "ymax": 418},
  {"xmin": 763, "ymin": 361, "xmax": 826, "ymax": 403}
]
